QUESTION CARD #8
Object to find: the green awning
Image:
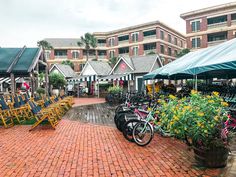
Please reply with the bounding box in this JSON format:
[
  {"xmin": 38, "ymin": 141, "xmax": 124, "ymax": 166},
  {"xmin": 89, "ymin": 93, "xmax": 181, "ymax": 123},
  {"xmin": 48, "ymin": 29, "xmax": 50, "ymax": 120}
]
[
  {"xmin": 0, "ymin": 47, "xmax": 41, "ymax": 76},
  {"xmin": 144, "ymin": 38, "xmax": 236, "ymax": 80}
]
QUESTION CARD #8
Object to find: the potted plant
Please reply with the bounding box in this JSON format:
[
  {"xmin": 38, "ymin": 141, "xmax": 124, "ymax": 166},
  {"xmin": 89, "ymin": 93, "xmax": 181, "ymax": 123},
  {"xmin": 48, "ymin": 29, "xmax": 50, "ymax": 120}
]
[
  {"xmin": 49, "ymin": 73, "xmax": 66, "ymax": 96},
  {"xmin": 158, "ymin": 91, "xmax": 233, "ymax": 168}
]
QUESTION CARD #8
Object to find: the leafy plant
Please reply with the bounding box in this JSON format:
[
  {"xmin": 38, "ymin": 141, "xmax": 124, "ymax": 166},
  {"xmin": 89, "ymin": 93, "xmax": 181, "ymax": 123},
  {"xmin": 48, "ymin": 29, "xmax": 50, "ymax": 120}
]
[
  {"xmin": 158, "ymin": 91, "xmax": 231, "ymax": 148},
  {"xmin": 176, "ymin": 48, "xmax": 190, "ymax": 58},
  {"xmin": 62, "ymin": 60, "xmax": 74, "ymax": 69},
  {"xmin": 49, "ymin": 73, "xmax": 66, "ymax": 89},
  {"xmin": 38, "ymin": 72, "xmax": 45, "ymax": 87},
  {"xmin": 36, "ymin": 87, "xmax": 45, "ymax": 95},
  {"xmin": 108, "ymin": 86, "xmax": 123, "ymax": 94}
]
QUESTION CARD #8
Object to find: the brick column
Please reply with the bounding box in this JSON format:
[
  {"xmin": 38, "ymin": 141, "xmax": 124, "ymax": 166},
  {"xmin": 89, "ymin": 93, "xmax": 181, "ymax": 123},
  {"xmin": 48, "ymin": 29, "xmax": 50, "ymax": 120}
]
[
  {"xmin": 79, "ymin": 49, "xmax": 83, "ymax": 59},
  {"xmin": 201, "ymin": 17, "xmax": 208, "ymax": 31},
  {"xmin": 228, "ymin": 30, "xmax": 234, "ymax": 40},
  {"xmin": 129, "ymin": 47, "xmax": 132, "ymax": 56},
  {"xmin": 138, "ymin": 44, "xmax": 144, "ymax": 55},
  {"xmin": 67, "ymin": 50, "xmax": 72, "ymax": 59},
  {"xmin": 227, "ymin": 14, "xmax": 231, "ymax": 26},
  {"xmin": 202, "ymin": 34, "xmax": 208, "ymax": 48},
  {"xmin": 138, "ymin": 31, "xmax": 143, "ymax": 42},
  {"xmin": 50, "ymin": 50, "xmax": 55, "ymax": 59}
]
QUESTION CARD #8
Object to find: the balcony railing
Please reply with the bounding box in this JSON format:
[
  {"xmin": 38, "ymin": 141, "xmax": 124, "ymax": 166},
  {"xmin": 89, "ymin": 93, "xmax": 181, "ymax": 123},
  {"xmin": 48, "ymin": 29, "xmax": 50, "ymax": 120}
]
[
  {"xmin": 144, "ymin": 49, "xmax": 156, "ymax": 55},
  {"xmin": 231, "ymin": 19, "xmax": 236, "ymax": 26},
  {"xmin": 98, "ymin": 55, "xmax": 107, "ymax": 59},
  {"xmin": 143, "ymin": 35, "xmax": 156, "ymax": 40},
  {"xmin": 54, "ymin": 55, "xmax": 67, "ymax": 59},
  {"xmin": 97, "ymin": 43, "xmax": 106, "ymax": 47},
  {"xmin": 207, "ymin": 21, "xmax": 227, "ymax": 29},
  {"xmin": 118, "ymin": 40, "xmax": 129, "ymax": 45},
  {"xmin": 207, "ymin": 39, "xmax": 227, "ymax": 47}
]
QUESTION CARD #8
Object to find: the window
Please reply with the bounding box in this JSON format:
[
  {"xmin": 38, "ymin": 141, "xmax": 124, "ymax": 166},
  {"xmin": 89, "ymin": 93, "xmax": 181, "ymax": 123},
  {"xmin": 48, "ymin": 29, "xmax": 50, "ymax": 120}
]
[
  {"xmin": 72, "ymin": 51, "xmax": 79, "ymax": 59},
  {"xmin": 131, "ymin": 33, "xmax": 139, "ymax": 42},
  {"xmin": 168, "ymin": 34, "xmax": 172, "ymax": 43},
  {"xmin": 44, "ymin": 51, "xmax": 50, "ymax": 60},
  {"xmin": 109, "ymin": 50, "xmax": 115, "ymax": 58},
  {"xmin": 207, "ymin": 15, "xmax": 227, "ymax": 25},
  {"xmin": 97, "ymin": 39, "xmax": 106, "ymax": 44},
  {"xmin": 207, "ymin": 32, "xmax": 227, "ymax": 42},
  {"xmin": 234, "ymin": 32, "xmax": 236, "ymax": 38},
  {"xmin": 54, "ymin": 50, "xmax": 67, "ymax": 57},
  {"xmin": 160, "ymin": 30, "xmax": 164, "ymax": 40},
  {"xmin": 174, "ymin": 37, "xmax": 177, "ymax": 45},
  {"xmin": 118, "ymin": 35, "xmax": 129, "ymax": 41},
  {"xmin": 79, "ymin": 64, "xmax": 85, "ymax": 71},
  {"xmin": 108, "ymin": 37, "xmax": 115, "ymax": 46},
  {"xmin": 232, "ymin": 13, "xmax": 236, "ymax": 21},
  {"xmin": 174, "ymin": 50, "xmax": 178, "ymax": 56},
  {"xmin": 133, "ymin": 46, "xmax": 138, "ymax": 56},
  {"xmin": 143, "ymin": 30, "xmax": 156, "ymax": 37},
  {"xmin": 160, "ymin": 45, "xmax": 165, "ymax": 54},
  {"xmin": 168, "ymin": 47, "xmax": 172, "ymax": 56},
  {"xmin": 118, "ymin": 47, "xmax": 129, "ymax": 54},
  {"xmin": 143, "ymin": 43, "xmax": 156, "ymax": 50},
  {"xmin": 98, "ymin": 50, "xmax": 107, "ymax": 56},
  {"xmin": 191, "ymin": 20, "xmax": 200, "ymax": 32},
  {"xmin": 180, "ymin": 40, "xmax": 183, "ymax": 47},
  {"xmin": 192, "ymin": 38, "xmax": 201, "ymax": 48}
]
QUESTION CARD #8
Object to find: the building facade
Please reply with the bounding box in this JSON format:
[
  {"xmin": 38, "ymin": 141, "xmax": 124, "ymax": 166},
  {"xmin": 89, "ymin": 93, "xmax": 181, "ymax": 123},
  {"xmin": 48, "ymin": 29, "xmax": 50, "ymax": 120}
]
[
  {"xmin": 45, "ymin": 20, "xmax": 186, "ymax": 73},
  {"xmin": 181, "ymin": 2, "xmax": 236, "ymax": 50}
]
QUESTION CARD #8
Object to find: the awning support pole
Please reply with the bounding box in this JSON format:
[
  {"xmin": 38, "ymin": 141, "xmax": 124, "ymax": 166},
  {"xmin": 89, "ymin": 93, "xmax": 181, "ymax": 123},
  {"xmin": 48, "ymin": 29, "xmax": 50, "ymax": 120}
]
[
  {"xmin": 195, "ymin": 75, "xmax": 198, "ymax": 91},
  {"xmin": 10, "ymin": 73, "xmax": 16, "ymax": 94},
  {"xmin": 152, "ymin": 80, "xmax": 155, "ymax": 96},
  {"xmin": 97, "ymin": 79, "xmax": 100, "ymax": 98}
]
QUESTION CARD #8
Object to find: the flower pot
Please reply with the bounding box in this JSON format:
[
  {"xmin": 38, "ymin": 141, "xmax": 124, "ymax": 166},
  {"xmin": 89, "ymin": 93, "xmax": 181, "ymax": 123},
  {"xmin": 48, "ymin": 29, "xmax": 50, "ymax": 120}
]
[
  {"xmin": 52, "ymin": 89, "xmax": 59, "ymax": 96},
  {"xmin": 193, "ymin": 145, "xmax": 229, "ymax": 168}
]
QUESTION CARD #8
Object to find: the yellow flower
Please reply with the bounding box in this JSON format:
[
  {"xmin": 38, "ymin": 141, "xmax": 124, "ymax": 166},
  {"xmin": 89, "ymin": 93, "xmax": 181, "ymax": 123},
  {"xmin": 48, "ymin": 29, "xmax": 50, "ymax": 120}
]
[
  {"xmin": 221, "ymin": 102, "xmax": 229, "ymax": 107},
  {"xmin": 147, "ymin": 107, "xmax": 152, "ymax": 111},
  {"xmin": 183, "ymin": 105, "xmax": 191, "ymax": 110},
  {"xmin": 191, "ymin": 90, "xmax": 198, "ymax": 94},
  {"xmin": 197, "ymin": 122, "xmax": 201, "ymax": 127},
  {"xmin": 173, "ymin": 115, "xmax": 179, "ymax": 121},
  {"xmin": 214, "ymin": 116, "xmax": 219, "ymax": 121},
  {"xmin": 169, "ymin": 95, "xmax": 176, "ymax": 99},
  {"xmin": 197, "ymin": 112, "xmax": 204, "ymax": 117},
  {"xmin": 208, "ymin": 100, "xmax": 214, "ymax": 103},
  {"xmin": 204, "ymin": 130, "xmax": 208, "ymax": 133},
  {"xmin": 206, "ymin": 95, "xmax": 211, "ymax": 99},
  {"xmin": 212, "ymin": 91, "xmax": 219, "ymax": 96}
]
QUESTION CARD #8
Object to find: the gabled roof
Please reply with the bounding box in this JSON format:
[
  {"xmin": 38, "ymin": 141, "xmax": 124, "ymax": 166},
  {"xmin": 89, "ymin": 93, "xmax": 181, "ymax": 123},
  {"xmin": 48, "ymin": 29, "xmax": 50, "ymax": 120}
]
[
  {"xmin": 110, "ymin": 54, "xmax": 162, "ymax": 74},
  {"xmin": 49, "ymin": 64, "xmax": 78, "ymax": 78},
  {"xmin": 132, "ymin": 55, "xmax": 162, "ymax": 73},
  {"xmin": 82, "ymin": 61, "xmax": 112, "ymax": 76},
  {"xmin": 0, "ymin": 47, "xmax": 42, "ymax": 76},
  {"xmin": 44, "ymin": 38, "xmax": 81, "ymax": 48}
]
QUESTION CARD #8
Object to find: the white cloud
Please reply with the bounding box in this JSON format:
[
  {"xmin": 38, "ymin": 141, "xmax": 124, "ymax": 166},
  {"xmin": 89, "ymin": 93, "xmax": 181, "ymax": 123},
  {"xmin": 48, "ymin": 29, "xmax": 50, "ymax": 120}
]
[{"xmin": 0, "ymin": 0, "xmax": 233, "ymax": 47}]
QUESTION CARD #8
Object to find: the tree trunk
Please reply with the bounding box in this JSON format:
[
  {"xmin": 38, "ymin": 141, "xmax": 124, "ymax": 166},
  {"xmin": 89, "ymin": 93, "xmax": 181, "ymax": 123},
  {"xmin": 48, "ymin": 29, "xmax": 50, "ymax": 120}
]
[{"xmin": 86, "ymin": 50, "xmax": 89, "ymax": 61}]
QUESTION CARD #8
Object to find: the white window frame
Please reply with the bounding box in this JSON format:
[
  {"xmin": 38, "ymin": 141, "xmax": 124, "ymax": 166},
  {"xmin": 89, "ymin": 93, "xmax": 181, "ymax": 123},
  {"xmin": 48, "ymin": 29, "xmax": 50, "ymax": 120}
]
[
  {"xmin": 191, "ymin": 20, "xmax": 201, "ymax": 32},
  {"xmin": 44, "ymin": 50, "xmax": 51, "ymax": 60},
  {"xmin": 131, "ymin": 32, "xmax": 139, "ymax": 42},
  {"xmin": 108, "ymin": 37, "xmax": 115, "ymax": 46},
  {"xmin": 109, "ymin": 50, "xmax": 115, "ymax": 58},
  {"xmin": 71, "ymin": 50, "xmax": 80, "ymax": 59},
  {"xmin": 191, "ymin": 37, "xmax": 201, "ymax": 48},
  {"xmin": 132, "ymin": 46, "xmax": 139, "ymax": 56}
]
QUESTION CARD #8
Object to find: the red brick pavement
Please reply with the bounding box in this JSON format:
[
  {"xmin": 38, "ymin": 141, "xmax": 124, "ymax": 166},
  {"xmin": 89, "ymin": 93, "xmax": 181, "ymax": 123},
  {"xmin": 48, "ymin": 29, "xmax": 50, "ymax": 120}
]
[
  {"xmin": 0, "ymin": 120, "xmax": 224, "ymax": 177},
  {"xmin": 73, "ymin": 98, "xmax": 106, "ymax": 107}
]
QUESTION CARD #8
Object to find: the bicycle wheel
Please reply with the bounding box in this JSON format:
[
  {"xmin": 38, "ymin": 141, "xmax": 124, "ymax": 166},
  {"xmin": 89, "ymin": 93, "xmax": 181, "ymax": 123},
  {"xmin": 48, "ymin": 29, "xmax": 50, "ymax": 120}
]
[
  {"xmin": 122, "ymin": 119, "xmax": 140, "ymax": 142},
  {"xmin": 115, "ymin": 105, "xmax": 123, "ymax": 114},
  {"xmin": 133, "ymin": 121, "xmax": 154, "ymax": 146}
]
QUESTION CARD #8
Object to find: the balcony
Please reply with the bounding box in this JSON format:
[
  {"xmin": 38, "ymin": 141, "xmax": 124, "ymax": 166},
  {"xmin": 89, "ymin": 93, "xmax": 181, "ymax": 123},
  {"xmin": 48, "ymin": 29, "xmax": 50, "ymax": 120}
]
[
  {"xmin": 207, "ymin": 21, "xmax": 227, "ymax": 29},
  {"xmin": 118, "ymin": 40, "xmax": 129, "ymax": 45},
  {"xmin": 54, "ymin": 55, "xmax": 68, "ymax": 59},
  {"xmin": 98, "ymin": 55, "xmax": 107, "ymax": 59},
  {"xmin": 144, "ymin": 49, "xmax": 156, "ymax": 55},
  {"xmin": 207, "ymin": 39, "xmax": 227, "ymax": 47},
  {"xmin": 231, "ymin": 19, "xmax": 236, "ymax": 26},
  {"xmin": 143, "ymin": 35, "xmax": 156, "ymax": 40}
]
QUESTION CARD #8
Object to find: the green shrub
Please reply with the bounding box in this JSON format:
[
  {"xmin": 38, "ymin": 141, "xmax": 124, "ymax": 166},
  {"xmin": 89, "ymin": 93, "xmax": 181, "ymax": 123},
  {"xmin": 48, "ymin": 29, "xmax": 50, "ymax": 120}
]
[
  {"xmin": 49, "ymin": 73, "xmax": 66, "ymax": 89},
  {"xmin": 108, "ymin": 86, "xmax": 123, "ymax": 94},
  {"xmin": 36, "ymin": 87, "xmax": 45, "ymax": 95}
]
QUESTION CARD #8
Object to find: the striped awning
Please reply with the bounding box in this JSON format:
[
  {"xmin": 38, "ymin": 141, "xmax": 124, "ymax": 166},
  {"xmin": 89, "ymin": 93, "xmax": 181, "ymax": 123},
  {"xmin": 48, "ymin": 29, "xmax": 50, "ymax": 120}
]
[
  {"xmin": 67, "ymin": 75, "xmax": 97, "ymax": 83},
  {"xmin": 99, "ymin": 73, "xmax": 134, "ymax": 81},
  {"xmin": 0, "ymin": 77, "xmax": 20, "ymax": 84}
]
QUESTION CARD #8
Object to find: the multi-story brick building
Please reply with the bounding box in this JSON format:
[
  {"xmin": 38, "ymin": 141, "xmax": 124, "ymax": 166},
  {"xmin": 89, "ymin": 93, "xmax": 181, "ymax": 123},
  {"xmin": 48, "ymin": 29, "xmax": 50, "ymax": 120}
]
[
  {"xmin": 181, "ymin": 2, "xmax": 236, "ymax": 50},
  {"xmin": 45, "ymin": 20, "xmax": 186, "ymax": 73}
]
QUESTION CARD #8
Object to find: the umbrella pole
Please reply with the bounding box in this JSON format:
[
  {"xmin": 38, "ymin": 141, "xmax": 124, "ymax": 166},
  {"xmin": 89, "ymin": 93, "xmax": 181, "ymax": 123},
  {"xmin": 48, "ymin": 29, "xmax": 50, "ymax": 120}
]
[
  {"xmin": 195, "ymin": 75, "xmax": 198, "ymax": 91},
  {"xmin": 97, "ymin": 79, "xmax": 100, "ymax": 98},
  {"xmin": 152, "ymin": 80, "xmax": 155, "ymax": 97}
]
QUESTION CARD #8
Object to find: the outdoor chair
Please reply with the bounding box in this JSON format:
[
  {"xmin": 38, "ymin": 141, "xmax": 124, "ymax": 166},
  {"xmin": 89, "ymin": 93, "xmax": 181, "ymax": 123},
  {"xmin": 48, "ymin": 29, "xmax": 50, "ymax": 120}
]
[
  {"xmin": 28, "ymin": 100, "xmax": 58, "ymax": 131},
  {"xmin": 0, "ymin": 95, "xmax": 25, "ymax": 124}
]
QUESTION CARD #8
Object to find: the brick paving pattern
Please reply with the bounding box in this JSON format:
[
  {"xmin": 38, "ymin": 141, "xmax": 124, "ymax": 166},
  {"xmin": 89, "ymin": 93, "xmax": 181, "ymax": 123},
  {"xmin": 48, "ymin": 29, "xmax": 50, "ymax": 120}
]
[
  {"xmin": 0, "ymin": 120, "xmax": 225, "ymax": 177},
  {"xmin": 73, "ymin": 98, "xmax": 105, "ymax": 107}
]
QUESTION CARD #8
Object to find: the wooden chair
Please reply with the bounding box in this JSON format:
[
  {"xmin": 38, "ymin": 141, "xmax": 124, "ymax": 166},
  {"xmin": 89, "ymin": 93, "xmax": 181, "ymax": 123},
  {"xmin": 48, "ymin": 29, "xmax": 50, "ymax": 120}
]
[
  {"xmin": 28, "ymin": 100, "xmax": 58, "ymax": 131},
  {"xmin": 0, "ymin": 110, "xmax": 14, "ymax": 128},
  {"xmin": 0, "ymin": 96, "xmax": 25, "ymax": 124}
]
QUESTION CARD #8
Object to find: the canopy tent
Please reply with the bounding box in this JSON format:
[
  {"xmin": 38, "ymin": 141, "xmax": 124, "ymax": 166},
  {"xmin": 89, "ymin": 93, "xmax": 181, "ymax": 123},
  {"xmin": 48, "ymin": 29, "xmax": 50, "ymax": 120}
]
[{"xmin": 144, "ymin": 38, "xmax": 236, "ymax": 80}]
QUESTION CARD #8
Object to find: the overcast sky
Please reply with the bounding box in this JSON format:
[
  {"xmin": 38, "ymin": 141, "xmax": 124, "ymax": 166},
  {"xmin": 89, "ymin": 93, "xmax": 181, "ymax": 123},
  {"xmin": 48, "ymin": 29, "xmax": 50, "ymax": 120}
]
[{"xmin": 0, "ymin": 0, "xmax": 233, "ymax": 47}]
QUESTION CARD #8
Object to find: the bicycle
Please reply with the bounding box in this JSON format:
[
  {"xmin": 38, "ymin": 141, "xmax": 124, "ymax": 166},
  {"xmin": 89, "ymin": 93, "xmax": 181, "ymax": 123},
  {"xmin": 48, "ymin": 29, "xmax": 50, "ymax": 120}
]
[{"xmin": 132, "ymin": 107, "xmax": 171, "ymax": 146}]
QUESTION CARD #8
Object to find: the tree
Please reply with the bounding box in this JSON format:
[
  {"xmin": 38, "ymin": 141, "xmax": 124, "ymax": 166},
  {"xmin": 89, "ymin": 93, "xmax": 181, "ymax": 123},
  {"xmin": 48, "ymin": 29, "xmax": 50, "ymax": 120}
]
[
  {"xmin": 109, "ymin": 57, "xmax": 118, "ymax": 67},
  {"xmin": 62, "ymin": 60, "xmax": 74, "ymax": 69},
  {"xmin": 176, "ymin": 48, "xmax": 190, "ymax": 58},
  {"xmin": 38, "ymin": 72, "xmax": 45, "ymax": 87},
  {"xmin": 37, "ymin": 40, "xmax": 53, "ymax": 50},
  {"xmin": 49, "ymin": 73, "xmax": 66, "ymax": 89},
  {"xmin": 77, "ymin": 33, "xmax": 97, "ymax": 61}
]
